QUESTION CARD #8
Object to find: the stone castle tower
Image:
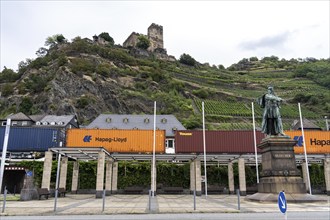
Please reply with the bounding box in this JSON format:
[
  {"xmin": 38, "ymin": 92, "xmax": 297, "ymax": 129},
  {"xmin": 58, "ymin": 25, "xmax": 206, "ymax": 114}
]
[
  {"xmin": 123, "ymin": 23, "xmax": 164, "ymax": 52},
  {"xmin": 147, "ymin": 23, "xmax": 163, "ymax": 51}
]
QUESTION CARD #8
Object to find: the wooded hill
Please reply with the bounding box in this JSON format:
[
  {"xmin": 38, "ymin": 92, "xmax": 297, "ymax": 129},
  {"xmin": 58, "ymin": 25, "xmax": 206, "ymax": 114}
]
[{"xmin": 1, "ymin": 34, "xmax": 329, "ymax": 130}]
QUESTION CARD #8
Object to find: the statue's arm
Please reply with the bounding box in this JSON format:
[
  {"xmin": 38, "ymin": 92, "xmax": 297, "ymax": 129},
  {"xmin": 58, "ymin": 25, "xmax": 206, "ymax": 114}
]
[{"xmin": 265, "ymin": 94, "xmax": 283, "ymax": 102}]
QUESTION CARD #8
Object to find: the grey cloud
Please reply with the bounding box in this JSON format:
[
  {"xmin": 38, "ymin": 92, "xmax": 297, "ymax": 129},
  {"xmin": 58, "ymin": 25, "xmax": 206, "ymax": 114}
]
[{"xmin": 239, "ymin": 31, "xmax": 291, "ymax": 50}]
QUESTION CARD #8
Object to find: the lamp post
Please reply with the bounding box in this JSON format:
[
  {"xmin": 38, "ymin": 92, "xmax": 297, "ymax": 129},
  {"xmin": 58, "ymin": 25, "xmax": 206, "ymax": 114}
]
[{"xmin": 325, "ymin": 116, "xmax": 329, "ymax": 131}]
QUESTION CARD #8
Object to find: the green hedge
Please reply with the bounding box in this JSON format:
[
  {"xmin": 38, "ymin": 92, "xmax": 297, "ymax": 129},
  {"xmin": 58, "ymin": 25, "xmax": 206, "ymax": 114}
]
[{"xmin": 16, "ymin": 161, "xmax": 325, "ymax": 190}]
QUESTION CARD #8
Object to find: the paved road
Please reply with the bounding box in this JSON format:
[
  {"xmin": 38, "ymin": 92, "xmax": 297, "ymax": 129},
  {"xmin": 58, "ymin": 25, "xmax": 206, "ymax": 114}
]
[{"xmin": 1, "ymin": 212, "xmax": 330, "ymax": 220}]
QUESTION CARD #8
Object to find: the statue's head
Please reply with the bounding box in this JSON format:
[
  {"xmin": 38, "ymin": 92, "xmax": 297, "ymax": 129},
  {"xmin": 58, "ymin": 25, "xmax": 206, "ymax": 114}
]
[{"xmin": 267, "ymin": 86, "xmax": 274, "ymax": 94}]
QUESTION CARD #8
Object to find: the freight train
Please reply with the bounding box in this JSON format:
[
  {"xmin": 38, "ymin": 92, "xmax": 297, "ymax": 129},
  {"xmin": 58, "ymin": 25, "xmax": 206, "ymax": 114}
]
[{"xmin": 0, "ymin": 127, "xmax": 329, "ymax": 155}]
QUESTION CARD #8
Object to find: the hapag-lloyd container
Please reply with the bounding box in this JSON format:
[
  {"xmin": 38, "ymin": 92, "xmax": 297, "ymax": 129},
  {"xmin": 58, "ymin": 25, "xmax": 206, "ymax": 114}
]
[
  {"xmin": 175, "ymin": 130, "xmax": 265, "ymax": 154},
  {"xmin": 285, "ymin": 130, "xmax": 330, "ymax": 154},
  {"xmin": 0, "ymin": 127, "xmax": 61, "ymax": 152},
  {"xmin": 66, "ymin": 129, "xmax": 165, "ymax": 153}
]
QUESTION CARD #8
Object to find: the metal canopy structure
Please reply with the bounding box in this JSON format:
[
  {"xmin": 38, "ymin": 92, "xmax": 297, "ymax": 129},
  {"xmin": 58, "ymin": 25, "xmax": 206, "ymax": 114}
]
[
  {"xmin": 50, "ymin": 147, "xmax": 327, "ymax": 164},
  {"xmin": 50, "ymin": 147, "xmax": 111, "ymax": 161}
]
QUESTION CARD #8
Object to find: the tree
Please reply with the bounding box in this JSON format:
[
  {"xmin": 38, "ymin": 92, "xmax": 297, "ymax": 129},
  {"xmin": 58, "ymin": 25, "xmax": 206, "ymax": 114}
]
[
  {"xmin": 0, "ymin": 67, "xmax": 20, "ymax": 82},
  {"xmin": 179, "ymin": 53, "xmax": 196, "ymax": 66},
  {"xmin": 249, "ymin": 56, "xmax": 259, "ymax": 62},
  {"xmin": 136, "ymin": 35, "xmax": 150, "ymax": 50},
  {"xmin": 45, "ymin": 34, "xmax": 67, "ymax": 47},
  {"xmin": 35, "ymin": 47, "xmax": 48, "ymax": 57},
  {"xmin": 98, "ymin": 32, "xmax": 114, "ymax": 45},
  {"xmin": 19, "ymin": 97, "xmax": 33, "ymax": 114},
  {"xmin": 56, "ymin": 34, "xmax": 66, "ymax": 43},
  {"xmin": 1, "ymin": 83, "xmax": 14, "ymax": 97},
  {"xmin": 218, "ymin": 64, "xmax": 225, "ymax": 70}
]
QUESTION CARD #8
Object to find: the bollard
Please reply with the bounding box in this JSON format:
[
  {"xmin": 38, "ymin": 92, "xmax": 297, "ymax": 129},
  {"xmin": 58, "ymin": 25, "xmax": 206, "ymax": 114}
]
[
  {"xmin": 102, "ymin": 189, "xmax": 106, "ymax": 212},
  {"xmin": 148, "ymin": 190, "xmax": 151, "ymax": 211},
  {"xmin": 193, "ymin": 189, "xmax": 196, "ymax": 210},
  {"xmin": 2, "ymin": 187, "xmax": 7, "ymax": 213},
  {"xmin": 54, "ymin": 188, "xmax": 59, "ymax": 212},
  {"xmin": 236, "ymin": 189, "xmax": 240, "ymax": 210}
]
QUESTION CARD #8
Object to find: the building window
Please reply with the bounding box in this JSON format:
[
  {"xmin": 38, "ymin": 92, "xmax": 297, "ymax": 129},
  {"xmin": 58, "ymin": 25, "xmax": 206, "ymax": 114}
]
[
  {"xmin": 172, "ymin": 127, "xmax": 177, "ymax": 134},
  {"xmin": 161, "ymin": 118, "xmax": 167, "ymax": 124},
  {"xmin": 144, "ymin": 118, "xmax": 150, "ymax": 123},
  {"xmin": 2, "ymin": 122, "xmax": 6, "ymax": 126},
  {"xmin": 123, "ymin": 118, "xmax": 129, "ymax": 123},
  {"xmin": 166, "ymin": 139, "xmax": 175, "ymax": 148},
  {"xmin": 11, "ymin": 122, "xmax": 18, "ymax": 126},
  {"xmin": 22, "ymin": 121, "xmax": 28, "ymax": 126},
  {"xmin": 106, "ymin": 118, "xmax": 111, "ymax": 123}
]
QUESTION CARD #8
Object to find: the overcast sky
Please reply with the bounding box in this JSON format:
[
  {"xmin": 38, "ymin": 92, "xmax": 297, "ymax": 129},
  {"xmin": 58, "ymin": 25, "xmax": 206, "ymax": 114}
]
[{"xmin": 1, "ymin": 0, "xmax": 329, "ymax": 71}]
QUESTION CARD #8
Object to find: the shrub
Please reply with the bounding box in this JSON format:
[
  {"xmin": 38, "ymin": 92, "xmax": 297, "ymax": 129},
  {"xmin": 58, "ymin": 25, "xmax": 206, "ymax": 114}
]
[
  {"xmin": 192, "ymin": 88, "xmax": 209, "ymax": 99},
  {"xmin": 1, "ymin": 83, "xmax": 14, "ymax": 97},
  {"xmin": 107, "ymin": 48, "xmax": 137, "ymax": 66},
  {"xmin": 98, "ymin": 32, "xmax": 114, "ymax": 45},
  {"xmin": 76, "ymin": 96, "xmax": 95, "ymax": 109},
  {"xmin": 96, "ymin": 63, "xmax": 111, "ymax": 77},
  {"xmin": 179, "ymin": 53, "xmax": 196, "ymax": 66},
  {"xmin": 24, "ymin": 74, "xmax": 47, "ymax": 93},
  {"xmin": 181, "ymin": 115, "xmax": 202, "ymax": 129},
  {"xmin": 0, "ymin": 68, "xmax": 20, "ymax": 83},
  {"xmin": 57, "ymin": 54, "xmax": 68, "ymax": 66},
  {"xmin": 29, "ymin": 57, "xmax": 49, "ymax": 69},
  {"xmin": 136, "ymin": 35, "xmax": 150, "ymax": 50},
  {"xmin": 19, "ymin": 97, "xmax": 33, "ymax": 114},
  {"xmin": 70, "ymin": 58, "xmax": 95, "ymax": 75}
]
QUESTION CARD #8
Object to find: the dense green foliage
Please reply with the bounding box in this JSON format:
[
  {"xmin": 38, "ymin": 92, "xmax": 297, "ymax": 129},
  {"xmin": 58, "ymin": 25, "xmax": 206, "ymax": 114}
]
[
  {"xmin": 98, "ymin": 32, "xmax": 114, "ymax": 45},
  {"xmin": 45, "ymin": 34, "xmax": 67, "ymax": 47},
  {"xmin": 1, "ymin": 83, "xmax": 14, "ymax": 97},
  {"xmin": 179, "ymin": 53, "xmax": 196, "ymax": 66},
  {"xmin": 136, "ymin": 35, "xmax": 150, "ymax": 49},
  {"xmin": 19, "ymin": 97, "xmax": 33, "ymax": 114},
  {"xmin": 0, "ymin": 67, "xmax": 21, "ymax": 82},
  {"xmin": 15, "ymin": 161, "xmax": 325, "ymax": 191},
  {"xmin": 294, "ymin": 60, "xmax": 330, "ymax": 88}
]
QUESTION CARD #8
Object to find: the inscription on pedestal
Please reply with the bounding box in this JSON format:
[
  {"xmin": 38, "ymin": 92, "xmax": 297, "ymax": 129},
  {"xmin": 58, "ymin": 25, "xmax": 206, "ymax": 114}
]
[{"xmin": 272, "ymin": 153, "xmax": 293, "ymax": 159}]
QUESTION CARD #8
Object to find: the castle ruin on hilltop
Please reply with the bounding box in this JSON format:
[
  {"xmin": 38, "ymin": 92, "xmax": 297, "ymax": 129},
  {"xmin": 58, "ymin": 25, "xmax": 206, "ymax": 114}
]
[
  {"xmin": 123, "ymin": 23, "xmax": 163, "ymax": 52},
  {"xmin": 123, "ymin": 23, "xmax": 175, "ymax": 61}
]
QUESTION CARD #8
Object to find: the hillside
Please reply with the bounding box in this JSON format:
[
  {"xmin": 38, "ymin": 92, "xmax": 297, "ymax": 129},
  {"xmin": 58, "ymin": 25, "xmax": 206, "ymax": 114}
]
[{"xmin": 0, "ymin": 36, "xmax": 329, "ymax": 130}]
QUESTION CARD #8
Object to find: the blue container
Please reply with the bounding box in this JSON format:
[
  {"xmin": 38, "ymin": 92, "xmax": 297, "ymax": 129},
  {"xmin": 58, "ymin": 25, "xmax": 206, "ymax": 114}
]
[{"xmin": 0, "ymin": 127, "xmax": 62, "ymax": 152}]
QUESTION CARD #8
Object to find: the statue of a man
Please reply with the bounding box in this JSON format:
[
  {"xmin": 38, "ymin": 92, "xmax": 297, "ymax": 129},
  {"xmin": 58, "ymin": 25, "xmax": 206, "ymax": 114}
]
[{"xmin": 258, "ymin": 86, "xmax": 285, "ymax": 136}]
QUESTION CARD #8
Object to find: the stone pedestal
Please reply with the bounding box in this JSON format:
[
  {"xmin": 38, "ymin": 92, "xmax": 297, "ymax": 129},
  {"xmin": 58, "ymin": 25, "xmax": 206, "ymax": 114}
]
[
  {"xmin": 257, "ymin": 136, "xmax": 305, "ymax": 194},
  {"xmin": 20, "ymin": 171, "xmax": 38, "ymax": 201},
  {"xmin": 247, "ymin": 136, "xmax": 326, "ymax": 202}
]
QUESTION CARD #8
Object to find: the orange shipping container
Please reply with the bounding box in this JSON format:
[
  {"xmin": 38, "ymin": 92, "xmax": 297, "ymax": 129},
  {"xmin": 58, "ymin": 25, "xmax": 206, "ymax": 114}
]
[
  {"xmin": 66, "ymin": 129, "xmax": 165, "ymax": 153},
  {"xmin": 285, "ymin": 131, "xmax": 330, "ymax": 154}
]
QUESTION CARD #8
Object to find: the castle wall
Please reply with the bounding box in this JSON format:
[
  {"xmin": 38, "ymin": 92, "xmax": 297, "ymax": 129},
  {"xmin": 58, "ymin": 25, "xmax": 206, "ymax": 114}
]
[{"xmin": 123, "ymin": 32, "xmax": 142, "ymax": 48}]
